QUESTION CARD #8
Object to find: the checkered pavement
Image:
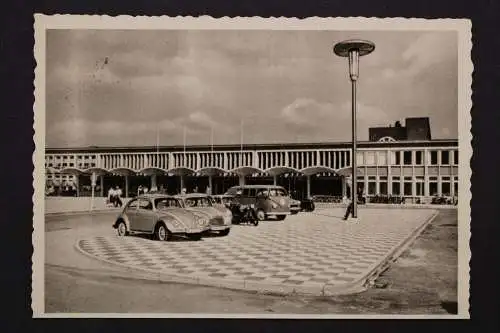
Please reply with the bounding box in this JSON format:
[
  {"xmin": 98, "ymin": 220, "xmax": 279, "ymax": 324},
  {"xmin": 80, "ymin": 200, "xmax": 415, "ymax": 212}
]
[{"xmin": 77, "ymin": 208, "xmax": 437, "ymax": 293}]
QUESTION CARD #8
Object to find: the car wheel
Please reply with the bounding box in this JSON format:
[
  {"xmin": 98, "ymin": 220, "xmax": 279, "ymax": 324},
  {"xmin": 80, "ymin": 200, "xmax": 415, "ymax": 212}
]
[
  {"xmin": 116, "ymin": 220, "xmax": 128, "ymax": 237},
  {"xmin": 256, "ymin": 209, "xmax": 266, "ymax": 221},
  {"xmin": 155, "ymin": 222, "xmax": 171, "ymax": 241},
  {"xmin": 291, "ymin": 211, "xmax": 298, "ymax": 215},
  {"xmin": 276, "ymin": 215, "xmax": 286, "ymax": 221},
  {"xmin": 219, "ymin": 228, "xmax": 230, "ymax": 236},
  {"xmin": 189, "ymin": 233, "xmax": 202, "ymax": 241}
]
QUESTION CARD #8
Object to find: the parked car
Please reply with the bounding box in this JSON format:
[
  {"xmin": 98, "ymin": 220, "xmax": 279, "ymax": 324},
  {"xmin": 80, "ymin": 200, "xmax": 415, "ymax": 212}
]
[
  {"xmin": 175, "ymin": 193, "xmax": 232, "ymax": 236},
  {"xmin": 225, "ymin": 185, "xmax": 291, "ymax": 221},
  {"xmin": 290, "ymin": 198, "xmax": 301, "ymax": 215},
  {"xmin": 112, "ymin": 194, "xmax": 210, "ymax": 241},
  {"xmin": 210, "ymin": 194, "xmax": 235, "ymax": 209}
]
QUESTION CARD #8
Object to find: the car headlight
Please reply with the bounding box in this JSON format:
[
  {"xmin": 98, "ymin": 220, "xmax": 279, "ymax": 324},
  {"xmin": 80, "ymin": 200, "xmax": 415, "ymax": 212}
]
[{"xmin": 197, "ymin": 217, "xmax": 208, "ymax": 226}]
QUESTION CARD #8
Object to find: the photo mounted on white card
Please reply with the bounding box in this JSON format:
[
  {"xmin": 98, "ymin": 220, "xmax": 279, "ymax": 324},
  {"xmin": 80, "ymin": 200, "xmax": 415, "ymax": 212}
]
[{"xmin": 33, "ymin": 15, "xmax": 472, "ymax": 318}]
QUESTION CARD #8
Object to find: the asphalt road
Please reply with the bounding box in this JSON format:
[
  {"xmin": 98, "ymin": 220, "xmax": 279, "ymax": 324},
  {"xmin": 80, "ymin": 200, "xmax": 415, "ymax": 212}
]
[{"xmin": 44, "ymin": 209, "xmax": 458, "ymax": 315}]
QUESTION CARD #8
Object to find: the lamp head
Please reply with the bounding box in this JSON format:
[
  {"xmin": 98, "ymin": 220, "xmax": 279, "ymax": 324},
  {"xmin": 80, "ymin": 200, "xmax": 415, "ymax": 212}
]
[{"xmin": 334, "ymin": 40, "xmax": 375, "ymax": 81}]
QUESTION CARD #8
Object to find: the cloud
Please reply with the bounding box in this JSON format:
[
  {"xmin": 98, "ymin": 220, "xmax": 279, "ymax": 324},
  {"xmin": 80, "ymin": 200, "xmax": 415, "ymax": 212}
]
[
  {"xmin": 402, "ymin": 32, "xmax": 457, "ymax": 77},
  {"xmin": 48, "ymin": 119, "xmax": 178, "ymax": 147},
  {"xmin": 280, "ymin": 98, "xmax": 390, "ymax": 141},
  {"xmin": 281, "ymin": 98, "xmax": 334, "ymax": 129}
]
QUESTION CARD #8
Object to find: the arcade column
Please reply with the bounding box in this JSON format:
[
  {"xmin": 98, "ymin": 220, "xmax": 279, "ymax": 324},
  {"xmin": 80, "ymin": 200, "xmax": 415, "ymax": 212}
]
[
  {"xmin": 273, "ymin": 175, "xmax": 277, "ymax": 186},
  {"xmin": 342, "ymin": 176, "xmax": 347, "ymax": 198},
  {"xmin": 180, "ymin": 175, "xmax": 185, "ymax": 193},
  {"xmin": 100, "ymin": 175, "xmax": 104, "ymax": 197},
  {"xmin": 239, "ymin": 175, "xmax": 245, "ymax": 186},
  {"xmin": 125, "ymin": 175, "xmax": 129, "ymax": 198},
  {"xmin": 151, "ymin": 174, "xmax": 157, "ymax": 191},
  {"xmin": 306, "ymin": 175, "xmax": 311, "ymax": 198},
  {"xmin": 75, "ymin": 176, "xmax": 80, "ymax": 197},
  {"xmin": 208, "ymin": 175, "xmax": 213, "ymax": 194}
]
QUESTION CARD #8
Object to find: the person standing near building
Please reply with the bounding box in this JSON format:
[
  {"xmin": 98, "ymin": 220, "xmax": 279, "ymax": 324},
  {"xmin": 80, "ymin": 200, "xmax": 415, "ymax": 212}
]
[
  {"xmin": 114, "ymin": 185, "xmax": 123, "ymax": 207},
  {"xmin": 107, "ymin": 186, "xmax": 115, "ymax": 207},
  {"xmin": 343, "ymin": 175, "xmax": 355, "ymax": 221}
]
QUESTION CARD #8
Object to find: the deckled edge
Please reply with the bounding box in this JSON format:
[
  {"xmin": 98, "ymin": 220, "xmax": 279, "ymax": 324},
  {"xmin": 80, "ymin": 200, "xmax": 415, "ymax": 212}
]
[
  {"xmin": 31, "ymin": 14, "xmax": 473, "ymax": 319},
  {"xmin": 32, "ymin": 14, "xmax": 46, "ymax": 318},
  {"xmin": 458, "ymin": 18, "xmax": 473, "ymax": 320}
]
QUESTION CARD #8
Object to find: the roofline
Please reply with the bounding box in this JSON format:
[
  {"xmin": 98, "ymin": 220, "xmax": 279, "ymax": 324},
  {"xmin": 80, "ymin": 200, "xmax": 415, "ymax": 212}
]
[{"xmin": 45, "ymin": 139, "xmax": 459, "ymax": 153}]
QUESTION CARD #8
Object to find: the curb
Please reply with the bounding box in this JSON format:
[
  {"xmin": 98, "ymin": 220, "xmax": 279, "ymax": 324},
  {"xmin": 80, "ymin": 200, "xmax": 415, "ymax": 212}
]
[
  {"xmin": 46, "ymin": 209, "xmax": 121, "ymax": 217},
  {"xmin": 74, "ymin": 210, "xmax": 440, "ymax": 297},
  {"xmin": 352, "ymin": 210, "xmax": 440, "ymax": 291}
]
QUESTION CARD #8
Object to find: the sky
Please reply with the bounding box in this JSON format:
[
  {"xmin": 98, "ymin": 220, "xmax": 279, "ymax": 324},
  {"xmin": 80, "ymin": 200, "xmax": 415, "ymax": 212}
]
[{"xmin": 45, "ymin": 29, "xmax": 458, "ymax": 148}]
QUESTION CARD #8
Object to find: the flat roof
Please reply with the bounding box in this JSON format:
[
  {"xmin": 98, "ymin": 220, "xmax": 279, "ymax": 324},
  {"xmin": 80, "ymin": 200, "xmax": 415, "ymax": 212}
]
[{"xmin": 45, "ymin": 139, "xmax": 458, "ymax": 154}]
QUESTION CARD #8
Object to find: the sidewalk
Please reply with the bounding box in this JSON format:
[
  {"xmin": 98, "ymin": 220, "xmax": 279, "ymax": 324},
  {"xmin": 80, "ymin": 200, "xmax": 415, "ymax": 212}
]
[{"xmin": 45, "ymin": 197, "xmax": 131, "ymax": 215}]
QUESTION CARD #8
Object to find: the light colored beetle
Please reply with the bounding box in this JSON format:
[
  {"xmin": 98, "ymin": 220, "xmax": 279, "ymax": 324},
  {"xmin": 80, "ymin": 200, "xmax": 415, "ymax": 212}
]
[
  {"xmin": 112, "ymin": 193, "xmax": 210, "ymax": 241},
  {"xmin": 175, "ymin": 193, "xmax": 232, "ymax": 236}
]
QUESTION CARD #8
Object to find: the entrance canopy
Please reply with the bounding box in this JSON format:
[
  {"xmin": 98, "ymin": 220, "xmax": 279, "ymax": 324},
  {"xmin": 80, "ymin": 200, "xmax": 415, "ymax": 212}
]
[
  {"xmin": 300, "ymin": 166, "xmax": 337, "ymax": 176},
  {"xmin": 59, "ymin": 167, "xmax": 86, "ymax": 176},
  {"xmin": 265, "ymin": 166, "xmax": 301, "ymax": 176},
  {"xmin": 167, "ymin": 167, "xmax": 195, "ymax": 176},
  {"xmin": 45, "ymin": 166, "xmax": 58, "ymax": 174},
  {"xmin": 138, "ymin": 167, "xmax": 168, "ymax": 176},
  {"xmin": 229, "ymin": 166, "xmax": 264, "ymax": 176},
  {"xmin": 336, "ymin": 167, "xmax": 364, "ymax": 177},
  {"xmin": 196, "ymin": 167, "xmax": 226, "ymax": 177},
  {"xmin": 110, "ymin": 167, "xmax": 137, "ymax": 176},
  {"xmin": 84, "ymin": 167, "xmax": 109, "ymax": 176}
]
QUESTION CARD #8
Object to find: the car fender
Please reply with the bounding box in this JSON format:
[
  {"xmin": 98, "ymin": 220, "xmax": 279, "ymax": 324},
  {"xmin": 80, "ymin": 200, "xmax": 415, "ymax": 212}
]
[
  {"xmin": 155, "ymin": 211, "xmax": 194, "ymax": 233},
  {"xmin": 114, "ymin": 213, "xmax": 131, "ymax": 231},
  {"xmin": 154, "ymin": 218, "xmax": 184, "ymax": 233}
]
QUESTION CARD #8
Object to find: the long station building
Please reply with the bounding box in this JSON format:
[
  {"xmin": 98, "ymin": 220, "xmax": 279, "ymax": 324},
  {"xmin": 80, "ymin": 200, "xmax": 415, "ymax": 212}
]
[{"xmin": 45, "ymin": 117, "xmax": 459, "ymax": 203}]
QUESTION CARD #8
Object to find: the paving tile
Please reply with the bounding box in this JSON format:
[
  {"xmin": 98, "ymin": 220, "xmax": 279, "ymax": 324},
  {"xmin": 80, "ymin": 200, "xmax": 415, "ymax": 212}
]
[{"xmin": 77, "ymin": 208, "xmax": 436, "ymax": 295}]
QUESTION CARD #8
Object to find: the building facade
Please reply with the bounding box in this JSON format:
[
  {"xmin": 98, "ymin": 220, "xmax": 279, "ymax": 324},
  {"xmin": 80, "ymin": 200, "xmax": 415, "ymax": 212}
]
[{"xmin": 45, "ymin": 138, "xmax": 459, "ymax": 203}]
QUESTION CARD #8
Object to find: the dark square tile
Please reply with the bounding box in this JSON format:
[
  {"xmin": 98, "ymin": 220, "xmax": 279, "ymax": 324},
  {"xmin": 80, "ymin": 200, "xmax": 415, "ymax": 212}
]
[{"xmin": 282, "ymin": 279, "xmax": 304, "ymax": 285}]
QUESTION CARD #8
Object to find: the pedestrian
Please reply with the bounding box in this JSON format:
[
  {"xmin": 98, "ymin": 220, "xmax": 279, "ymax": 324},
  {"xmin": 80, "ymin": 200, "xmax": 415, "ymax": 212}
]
[
  {"xmin": 343, "ymin": 175, "xmax": 354, "ymax": 220},
  {"xmin": 114, "ymin": 185, "xmax": 123, "ymax": 207},
  {"xmin": 205, "ymin": 186, "xmax": 211, "ymax": 195},
  {"xmin": 107, "ymin": 187, "xmax": 115, "ymax": 207},
  {"xmin": 342, "ymin": 196, "xmax": 353, "ymax": 220}
]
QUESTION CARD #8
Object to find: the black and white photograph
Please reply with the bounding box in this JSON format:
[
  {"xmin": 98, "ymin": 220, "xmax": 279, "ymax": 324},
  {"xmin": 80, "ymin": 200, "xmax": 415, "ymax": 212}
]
[{"xmin": 32, "ymin": 15, "xmax": 472, "ymax": 318}]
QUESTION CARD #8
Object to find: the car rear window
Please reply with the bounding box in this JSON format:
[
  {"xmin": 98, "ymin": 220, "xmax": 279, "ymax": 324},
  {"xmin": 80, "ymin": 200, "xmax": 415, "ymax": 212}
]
[
  {"xmin": 270, "ymin": 188, "xmax": 287, "ymax": 196},
  {"xmin": 185, "ymin": 197, "xmax": 212, "ymax": 207},
  {"xmin": 155, "ymin": 198, "xmax": 181, "ymax": 209}
]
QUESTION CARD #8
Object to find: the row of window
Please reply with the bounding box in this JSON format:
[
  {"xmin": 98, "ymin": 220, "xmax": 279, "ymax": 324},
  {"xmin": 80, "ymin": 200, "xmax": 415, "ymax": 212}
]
[
  {"xmin": 45, "ymin": 149, "xmax": 459, "ymax": 168},
  {"xmin": 46, "ymin": 163, "xmax": 97, "ymax": 168},
  {"xmin": 359, "ymin": 150, "xmax": 458, "ymax": 166},
  {"xmin": 46, "ymin": 155, "xmax": 97, "ymax": 160},
  {"xmin": 47, "ymin": 175, "xmax": 75, "ymax": 179},
  {"xmin": 358, "ymin": 175, "xmax": 459, "ymax": 196}
]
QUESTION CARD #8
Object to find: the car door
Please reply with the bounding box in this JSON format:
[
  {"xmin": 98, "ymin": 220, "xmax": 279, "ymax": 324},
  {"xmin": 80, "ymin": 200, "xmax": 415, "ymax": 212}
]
[
  {"xmin": 125, "ymin": 199, "xmax": 139, "ymax": 231},
  {"xmin": 135, "ymin": 198, "xmax": 156, "ymax": 231}
]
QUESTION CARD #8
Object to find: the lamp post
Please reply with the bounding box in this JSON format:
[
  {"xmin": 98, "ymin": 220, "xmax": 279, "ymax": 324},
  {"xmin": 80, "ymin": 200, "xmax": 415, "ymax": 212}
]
[{"xmin": 334, "ymin": 39, "xmax": 375, "ymax": 218}]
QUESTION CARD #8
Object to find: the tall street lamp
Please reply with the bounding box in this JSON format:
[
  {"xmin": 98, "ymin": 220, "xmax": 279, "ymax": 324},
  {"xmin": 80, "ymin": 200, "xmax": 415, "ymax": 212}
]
[{"xmin": 334, "ymin": 40, "xmax": 375, "ymax": 218}]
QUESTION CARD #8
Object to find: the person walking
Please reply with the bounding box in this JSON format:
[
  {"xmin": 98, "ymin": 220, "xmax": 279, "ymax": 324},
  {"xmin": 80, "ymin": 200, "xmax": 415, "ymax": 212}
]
[
  {"xmin": 342, "ymin": 175, "xmax": 355, "ymax": 221},
  {"xmin": 343, "ymin": 196, "xmax": 353, "ymax": 220}
]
